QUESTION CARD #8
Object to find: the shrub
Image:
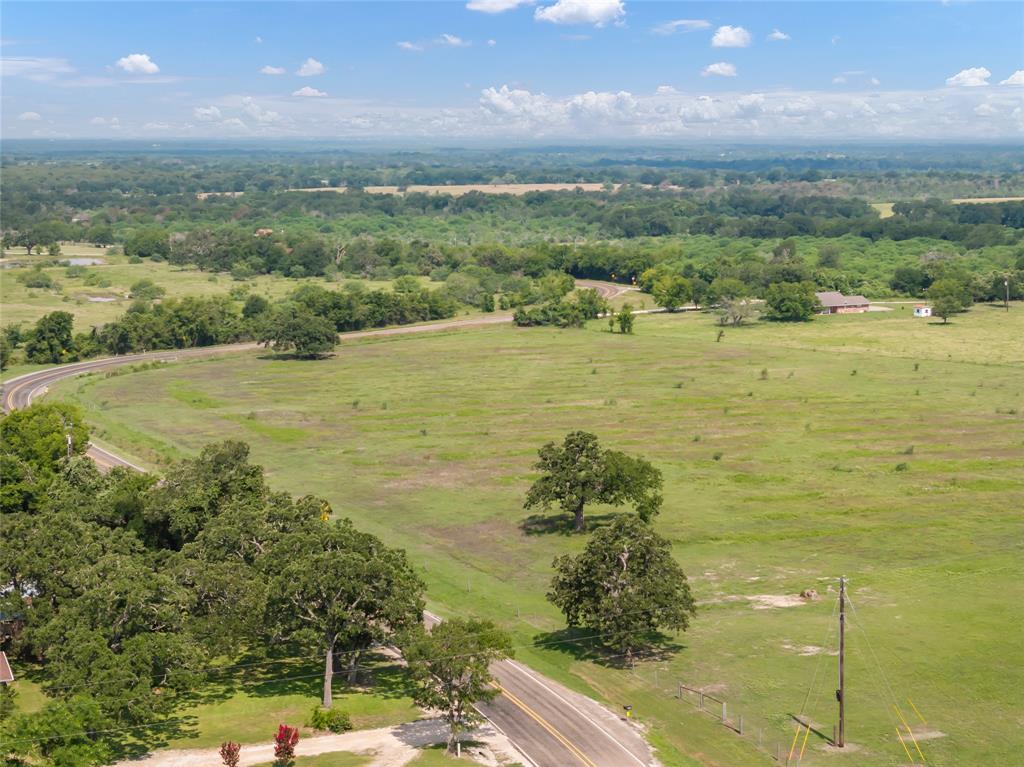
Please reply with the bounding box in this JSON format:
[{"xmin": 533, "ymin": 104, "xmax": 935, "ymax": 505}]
[{"xmin": 307, "ymin": 706, "xmax": 352, "ymax": 733}]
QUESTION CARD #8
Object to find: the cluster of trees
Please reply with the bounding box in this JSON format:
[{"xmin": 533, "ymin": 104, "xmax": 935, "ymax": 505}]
[
  {"xmin": 512, "ymin": 288, "xmax": 607, "ymax": 329},
  {"xmin": 3, "ymin": 281, "xmax": 460, "ymax": 367},
  {"xmin": 0, "ymin": 406, "xmax": 426, "ymax": 764}
]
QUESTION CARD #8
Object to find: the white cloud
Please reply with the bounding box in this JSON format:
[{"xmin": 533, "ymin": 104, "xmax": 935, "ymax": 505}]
[
  {"xmin": 1000, "ymin": 70, "xmax": 1024, "ymax": 86},
  {"xmin": 115, "ymin": 53, "xmax": 159, "ymax": 74},
  {"xmin": 833, "ymin": 76, "xmax": 847, "ymax": 84},
  {"xmin": 220, "ymin": 117, "xmax": 249, "ymax": 132},
  {"xmin": 292, "ymin": 86, "xmax": 327, "ymax": 97},
  {"xmin": 242, "ymin": 97, "xmax": 285, "ymax": 123},
  {"xmin": 17, "ymin": 111, "xmax": 41, "ymax": 121},
  {"xmin": 466, "ymin": 0, "xmax": 531, "ymax": 12},
  {"xmin": 711, "ymin": 26, "xmax": 751, "ymax": 48},
  {"xmin": 767, "ymin": 29, "xmax": 790, "ymax": 41},
  {"xmin": 831, "ymin": 35, "xmax": 840, "ymax": 46},
  {"xmin": 534, "ymin": 0, "xmax": 624, "ymax": 27},
  {"xmin": 254, "ymin": 36, "xmax": 263, "ymax": 44},
  {"xmin": 438, "ymin": 34, "xmax": 471, "ymax": 47},
  {"xmin": 89, "ymin": 116, "xmax": 119, "ymax": 127},
  {"xmin": 1, "ymin": 57, "xmax": 75, "ymax": 80},
  {"xmin": 870, "ymin": 77, "xmax": 881, "ymax": 86},
  {"xmin": 702, "ymin": 62, "xmax": 737, "ymax": 77},
  {"xmin": 193, "ymin": 105, "xmax": 221, "ymax": 122},
  {"xmin": 142, "ymin": 121, "xmax": 170, "ymax": 130},
  {"xmin": 652, "ymin": 19, "xmax": 710, "ymax": 36},
  {"xmin": 656, "ymin": 85, "xmax": 678, "ymax": 95},
  {"xmin": 296, "ymin": 57, "xmax": 325, "ymax": 76},
  {"xmin": 397, "ymin": 41, "xmax": 423, "ymax": 52},
  {"xmin": 974, "ymin": 103, "xmax": 996, "ymax": 116},
  {"xmin": 946, "ymin": 67, "xmax": 990, "ymax": 87},
  {"xmin": 260, "ymin": 65, "xmax": 285, "ymax": 75},
  {"xmin": 487, "ymin": 39, "xmax": 497, "ymax": 47}
]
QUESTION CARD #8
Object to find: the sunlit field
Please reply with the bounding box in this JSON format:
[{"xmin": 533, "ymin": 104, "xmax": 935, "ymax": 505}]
[{"xmin": 50, "ymin": 304, "xmax": 1024, "ymax": 766}]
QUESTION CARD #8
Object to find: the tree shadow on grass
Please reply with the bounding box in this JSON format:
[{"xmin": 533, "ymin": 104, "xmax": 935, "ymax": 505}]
[
  {"xmin": 531, "ymin": 627, "xmax": 685, "ymax": 669},
  {"xmin": 520, "ymin": 510, "xmax": 621, "ymax": 536},
  {"xmin": 109, "ymin": 716, "xmax": 199, "ymax": 760},
  {"xmin": 256, "ymin": 352, "xmax": 336, "ymax": 362}
]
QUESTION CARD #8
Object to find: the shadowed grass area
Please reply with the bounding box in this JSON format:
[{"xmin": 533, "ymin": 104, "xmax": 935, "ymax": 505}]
[
  {"xmin": 157, "ymin": 652, "xmax": 422, "ymax": 749},
  {"xmin": 51, "ymin": 304, "xmax": 1024, "ymax": 766}
]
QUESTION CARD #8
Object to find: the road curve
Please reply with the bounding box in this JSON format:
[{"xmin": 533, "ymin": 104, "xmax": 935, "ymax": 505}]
[{"xmin": 2, "ymin": 291, "xmax": 657, "ymax": 767}]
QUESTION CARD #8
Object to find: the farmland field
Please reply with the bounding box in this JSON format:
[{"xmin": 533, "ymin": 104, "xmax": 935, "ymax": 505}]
[{"xmin": 48, "ymin": 304, "xmax": 1024, "ymax": 766}]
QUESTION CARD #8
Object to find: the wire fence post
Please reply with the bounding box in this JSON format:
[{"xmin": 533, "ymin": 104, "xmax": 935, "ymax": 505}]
[
  {"xmin": 738, "ymin": 714, "xmax": 744, "ymax": 735},
  {"xmin": 699, "ymin": 692, "xmax": 704, "ymax": 710}
]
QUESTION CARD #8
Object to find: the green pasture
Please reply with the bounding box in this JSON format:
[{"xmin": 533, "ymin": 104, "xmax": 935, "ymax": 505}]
[
  {"xmin": 0, "ymin": 244, "xmax": 403, "ymax": 330},
  {"xmin": 50, "ymin": 305, "xmax": 1024, "ymax": 766}
]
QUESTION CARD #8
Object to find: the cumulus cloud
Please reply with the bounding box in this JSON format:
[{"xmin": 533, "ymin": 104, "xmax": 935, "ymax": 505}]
[
  {"xmin": 260, "ymin": 65, "xmax": 285, "ymax": 75},
  {"xmin": 220, "ymin": 118, "xmax": 249, "ymax": 132},
  {"xmin": 656, "ymin": 85, "xmax": 678, "ymax": 95},
  {"xmin": 767, "ymin": 29, "xmax": 790, "ymax": 41},
  {"xmin": 193, "ymin": 105, "xmax": 221, "ymax": 122},
  {"xmin": 487, "ymin": 39, "xmax": 497, "ymax": 47},
  {"xmin": 89, "ymin": 116, "xmax": 120, "ymax": 127},
  {"xmin": 17, "ymin": 111, "xmax": 41, "ymax": 121},
  {"xmin": 702, "ymin": 62, "xmax": 737, "ymax": 77},
  {"xmin": 242, "ymin": 97, "xmax": 285, "ymax": 122},
  {"xmin": 292, "ymin": 86, "xmax": 327, "ymax": 97},
  {"xmin": 870, "ymin": 77, "xmax": 881, "ymax": 86},
  {"xmin": 466, "ymin": 0, "xmax": 531, "ymax": 11},
  {"xmin": 296, "ymin": 57, "xmax": 325, "ymax": 76},
  {"xmin": 115, "ymin": 53, "xmax": 159, "ymax": 74},
  {"xmin": 946, "ymin": 67, "xmax": 990, "ymax": 87},
  {"xmin": 535, "ymin": 0, "xmax": 624, "ymax": 27},
  {"xmin": 974, "ymin": 103, "xmax": 996, "ymax": 116},
  {"xmin": 652, "ymin": 19, "xmax": 710, "ymax": 36},
  {"xmin": 711, "ymin": 26, "xmax": 751, "ymax": 48},
  {"xmin": 438, "ymin": 34, "xmax": 471, "ymax": 47},
  {"xmin": 397, "ymin": 41, "xmax": 423, "ymax": 52},
  {"xmin": 1000, "ymin": 70, "xmax": 1024, "ymax": 86}
]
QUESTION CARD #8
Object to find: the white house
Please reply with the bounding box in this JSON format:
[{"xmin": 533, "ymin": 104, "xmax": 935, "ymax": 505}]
[{"xmin": 913, "ymin": 305, "xmax": 932, "ymax": 317}]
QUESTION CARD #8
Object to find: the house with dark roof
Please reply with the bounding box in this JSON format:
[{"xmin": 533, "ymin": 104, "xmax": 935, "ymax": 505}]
[{"xmin": 815, "ymin": 291, "xmax": 870, "ymax": 314}]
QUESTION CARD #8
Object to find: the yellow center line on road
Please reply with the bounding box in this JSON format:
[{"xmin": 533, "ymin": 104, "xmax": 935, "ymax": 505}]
[{"xmin": 494, "ymin": 683, "xmax": 598, "ymax": 767}]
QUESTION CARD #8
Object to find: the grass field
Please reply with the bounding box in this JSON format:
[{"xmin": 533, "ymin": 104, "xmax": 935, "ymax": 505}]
[
  {"xmin": 0, "ymin": 244, "xmax": 402, "ymax": 330},
  {"xmin": 49, "ymin": 306, "xmax": 1024, "ymax": 766},
  {"xmin": 869, "ymin": 202, "xmax": 895, "ymax": 218}
]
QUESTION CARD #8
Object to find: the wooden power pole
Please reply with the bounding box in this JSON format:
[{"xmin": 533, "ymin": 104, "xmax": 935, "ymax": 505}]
[{"xmin": 837, "ymin": 576, "xmax": 846, "ymax": 747}]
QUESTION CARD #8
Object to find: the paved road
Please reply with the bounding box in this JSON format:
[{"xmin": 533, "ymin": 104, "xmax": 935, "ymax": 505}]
[{"xmin": 2, "ymin": 286, "xmax": 658, "ymax": 767}]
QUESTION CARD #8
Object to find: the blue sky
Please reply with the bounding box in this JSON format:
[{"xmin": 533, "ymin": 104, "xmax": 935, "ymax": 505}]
[{"xmin": 2, "ymin": 1, "xmax": 1022, "ymax": 141}]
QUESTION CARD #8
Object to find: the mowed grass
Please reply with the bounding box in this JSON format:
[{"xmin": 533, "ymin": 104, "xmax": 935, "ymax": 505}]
[
  {"xmin": 142, "ymin": 653, "xmax": 421, "ymax": 751},
  {"xmin": 51, "ymin": 306, "xmax": 1024, "ymax": 766}
]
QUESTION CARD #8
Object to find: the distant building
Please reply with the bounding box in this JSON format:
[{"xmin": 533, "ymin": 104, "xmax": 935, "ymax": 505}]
[
  {"xmin": 815, "ymin": 291, "xmax": 870, "ymax": 314},
  {"xmin": 914, "ymin": 305, "xmax": 932, "ymax": 317}
]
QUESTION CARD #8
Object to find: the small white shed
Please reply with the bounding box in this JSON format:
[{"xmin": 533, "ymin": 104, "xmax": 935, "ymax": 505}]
[{"xmin": 914, "ymin": 305, "xmax": 932, "ymax": 317}]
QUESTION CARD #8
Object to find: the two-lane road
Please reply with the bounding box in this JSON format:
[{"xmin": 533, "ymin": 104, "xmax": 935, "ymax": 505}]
[{"xmin": 2, "ymin": 292, "xmax": 657, "ymax": 767}]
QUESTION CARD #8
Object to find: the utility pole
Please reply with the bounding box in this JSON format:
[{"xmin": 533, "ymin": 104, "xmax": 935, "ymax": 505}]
[{"xmin": 836, "ymin": 576, "xmax": 846, "ymax": 748}]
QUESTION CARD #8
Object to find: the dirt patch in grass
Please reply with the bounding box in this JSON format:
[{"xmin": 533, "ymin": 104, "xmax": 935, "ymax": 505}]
[{"xmin": 746, "ymin": 594, "xmax": 806, "ymax": 609}]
